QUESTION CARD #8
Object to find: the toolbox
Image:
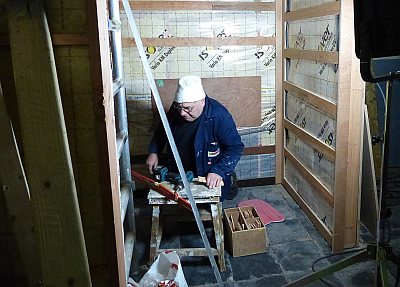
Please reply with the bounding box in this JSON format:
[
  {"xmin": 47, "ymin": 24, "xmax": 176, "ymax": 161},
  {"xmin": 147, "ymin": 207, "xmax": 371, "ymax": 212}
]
[{"xmin": 223, "ymin": 206, "xmax": 269, "ymax": 257}]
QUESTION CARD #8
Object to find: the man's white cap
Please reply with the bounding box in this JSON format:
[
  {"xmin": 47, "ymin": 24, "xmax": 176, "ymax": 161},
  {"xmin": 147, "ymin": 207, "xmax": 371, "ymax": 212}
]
[{"xmin": 174, "ymin": 75, "xmax": 206, "ymax": 103}]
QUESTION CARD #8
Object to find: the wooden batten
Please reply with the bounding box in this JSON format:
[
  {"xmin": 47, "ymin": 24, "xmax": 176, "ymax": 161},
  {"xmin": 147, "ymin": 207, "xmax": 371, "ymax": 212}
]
[
  {"xmin": 243, "ymin": 145, "xmax": 275, "ymax": 156},
  {"xmin": 283, "ymin": 179, "xmax": 333, "ymax": 244},
  {"xmin": 283, "ymin": 49, "xmax": 339, "ymax": 64},
  {"xmin": 6, "ymin": 0, "xmax": 91, "ymax": 285},
  {"xmin": 87, "ymin": 0, "xmax": 127, "ymax": 286},
  {"xmin": 283, "ymin": 1, "xmax": 340, "ymax": 22},
  {"xmin": 284, "ymin": 148, "xmax": 334, "ymax": 206},
  {"xmin": 284, "ymin": 119, "xmax": 336, "ymax": 161},
  {"xmin": 122, "ymin": 36, "xmax": 276, "ymax": 48},
  {"xmin": 283, "ymin": 81, "xmax": 337, "ymax": 117},
  {"xmin": 122, "ymin": 1, "xmax": 275, "ymax": 11}
]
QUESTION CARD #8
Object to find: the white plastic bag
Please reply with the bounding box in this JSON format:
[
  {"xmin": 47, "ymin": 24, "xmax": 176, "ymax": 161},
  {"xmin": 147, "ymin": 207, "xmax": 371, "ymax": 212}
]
[{"xmin": 139, "ymin": 251, "xmax": 188, "ymax": 287}]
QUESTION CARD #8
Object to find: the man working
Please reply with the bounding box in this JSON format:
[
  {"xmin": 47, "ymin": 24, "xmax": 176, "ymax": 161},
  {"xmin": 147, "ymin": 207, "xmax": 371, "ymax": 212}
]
[{"xmin": 146, "ymin": 75, "xmax": 244, "ymax": 200}]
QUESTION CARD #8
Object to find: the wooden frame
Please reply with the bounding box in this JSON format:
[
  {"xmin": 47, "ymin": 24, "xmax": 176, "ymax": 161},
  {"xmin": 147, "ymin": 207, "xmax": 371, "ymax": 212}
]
[
  {"xmin": 278, "ymin": 0, "xmax": 364, "ymax": 251},
  {"xmin": 88, "ymin": 0, "xmax": 127, "ymax": 285}
]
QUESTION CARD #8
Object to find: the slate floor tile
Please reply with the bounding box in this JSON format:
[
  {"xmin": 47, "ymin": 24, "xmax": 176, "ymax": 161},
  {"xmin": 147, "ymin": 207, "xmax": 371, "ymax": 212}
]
[
  {"xmin": 271, "ymin": 240, "xmax": 322, "ymax": 273},
  {"xmin": 229, "ymin": 251, "xmax": 282, "ymax": 281},
  {"xmin": 267, "ymin": 219, "xmax": 311, "ymax": 245}
]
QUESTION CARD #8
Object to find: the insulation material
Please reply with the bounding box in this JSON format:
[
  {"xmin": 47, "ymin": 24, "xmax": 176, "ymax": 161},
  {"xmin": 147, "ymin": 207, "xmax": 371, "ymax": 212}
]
[
  {"xmin": 283, "ymin": 7, "xmax": 338, "ymax": 234},
  {"xmin": 287, "ymin": 15, "xmax": 339, "ymax": 103},
  {"xmin": 121, "ymin": 9, "xmax": 277, "ymax": 179},
  {"xmin": 286, "ymin": 130, "xmax": 335, "ymax": 192},
  {"xmin": 286, "ymin": 93, "xmax": 336, "ymax": 149},
  {"xmin": 285, "ymin": 160, "xmax": 333, "ymax": 232},
  {"xmin": 236, "ymin": 154, "xmax": 275, "ymax": 180}
]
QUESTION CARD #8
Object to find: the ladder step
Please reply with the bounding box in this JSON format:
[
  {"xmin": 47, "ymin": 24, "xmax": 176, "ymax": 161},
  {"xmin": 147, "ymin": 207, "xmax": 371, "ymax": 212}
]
[
  {"xmin": 124, "ymin": 231, "xmax": 135, "ymax": 280},
  {"xmin": 120, "ymin": 182, "xmax": 131, "ymax": 222},
  {"xmin": 116, "ymin": 131, "xmax": 128, "ymax": 160},
  {"xmin": 107, "ymin": 19, "xmax": 121, "ymax": 31},
  {"xmin": 113, "ymin": 78, "xmax": 124, "ymax": 96}
]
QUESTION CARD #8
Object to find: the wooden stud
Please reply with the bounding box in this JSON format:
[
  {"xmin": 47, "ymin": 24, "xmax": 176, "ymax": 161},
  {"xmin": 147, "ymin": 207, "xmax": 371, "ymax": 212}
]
[
  {"xmin": 0, "ymin": 83, "xmax": 41, "ymax": 287},
  {"xmin": 333, "ymin": 0, "xmax": 364, "ymax": 251},
  {"xmin": 275, "ymin": 0, "xmax": 284, "ymax": 184},
  {"xmin": 6, "ymin": 0, "xmax": 91, "ymax": 285},
  {"xmin": 87, "ymin": 0, "xmax": 127, "ymax": 285}
]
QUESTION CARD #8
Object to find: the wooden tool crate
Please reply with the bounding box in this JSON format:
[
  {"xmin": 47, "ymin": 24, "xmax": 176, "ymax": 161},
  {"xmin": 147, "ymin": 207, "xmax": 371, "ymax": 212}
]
[{"xmin": 223, "ymin": 206, "xmax": 269, "ymax": 257}]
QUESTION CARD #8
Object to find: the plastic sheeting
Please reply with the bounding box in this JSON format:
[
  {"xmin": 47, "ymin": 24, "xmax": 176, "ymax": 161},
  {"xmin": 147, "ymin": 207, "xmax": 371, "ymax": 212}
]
[{"xmin": 121, "ymin": 8, "xmax": 277, "ymax": 179}]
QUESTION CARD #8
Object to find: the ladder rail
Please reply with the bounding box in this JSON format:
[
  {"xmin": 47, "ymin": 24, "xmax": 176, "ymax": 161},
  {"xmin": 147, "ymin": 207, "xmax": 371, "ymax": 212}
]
[{"xmin": 109, "ymin": 0, "xmax": 137, "ymax": 281}]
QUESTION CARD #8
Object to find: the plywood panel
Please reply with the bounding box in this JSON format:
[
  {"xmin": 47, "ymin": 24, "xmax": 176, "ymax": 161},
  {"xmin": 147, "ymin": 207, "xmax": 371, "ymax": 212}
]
[{"xmin": 152, "ymin": 76, "xmax": 261, "ymax": 127}]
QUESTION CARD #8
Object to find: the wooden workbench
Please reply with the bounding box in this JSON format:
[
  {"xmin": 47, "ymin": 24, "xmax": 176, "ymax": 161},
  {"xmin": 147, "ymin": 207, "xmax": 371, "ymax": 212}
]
[{"xmin": 147, "ymin": 181, "xmax": 226, "ymax": 271}]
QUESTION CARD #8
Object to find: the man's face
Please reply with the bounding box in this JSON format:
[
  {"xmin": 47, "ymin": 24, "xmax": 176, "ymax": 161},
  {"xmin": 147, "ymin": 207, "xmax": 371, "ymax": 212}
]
[{"xmin": 174, "ymin": 99, "xmax": 205, "ymax": 122}]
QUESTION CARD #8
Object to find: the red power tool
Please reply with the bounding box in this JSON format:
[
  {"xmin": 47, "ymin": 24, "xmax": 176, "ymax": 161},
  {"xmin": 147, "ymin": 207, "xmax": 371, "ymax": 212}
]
[{"xmin": 131, "ymin": 170, "xmax": 192, "ymax": 211}]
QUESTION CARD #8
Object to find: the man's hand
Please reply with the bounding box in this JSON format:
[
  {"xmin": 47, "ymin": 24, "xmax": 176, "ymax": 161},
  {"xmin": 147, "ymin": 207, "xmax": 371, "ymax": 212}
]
[
  {"xmin": 146, "ymin": 153, "xmax": 159, "ymax": 174},
  {"xmin": 206, "ymin": 173, "xmax": 223, "ymax": 189}
]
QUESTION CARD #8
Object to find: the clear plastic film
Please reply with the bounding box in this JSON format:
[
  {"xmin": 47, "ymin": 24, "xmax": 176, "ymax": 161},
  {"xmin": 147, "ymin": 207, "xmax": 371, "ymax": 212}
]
[{"xmin": 121, "ymin": 6, "xmax": 277, "ymax": 179}]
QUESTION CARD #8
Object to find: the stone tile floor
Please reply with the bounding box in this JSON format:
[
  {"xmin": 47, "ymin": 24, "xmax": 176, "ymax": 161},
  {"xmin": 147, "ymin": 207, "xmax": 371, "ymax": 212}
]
[{"xmin": 131, "ymin": 180, "xmax": 399, "ymax": 287}]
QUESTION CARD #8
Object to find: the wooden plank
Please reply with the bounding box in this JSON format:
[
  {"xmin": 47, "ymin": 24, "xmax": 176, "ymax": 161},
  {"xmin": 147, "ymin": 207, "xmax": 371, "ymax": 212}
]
[
  {"xmin": 284, "ymin": 148, "xmax": 334, "ymax": 206},
  {"xmin": 52, "ymin": 34, "xmax": 89, "ymax": 45},
  {"xmin": 243, "ymin": 145, "xmax": 275, "ymax": 156},
  {"xmin": 284, "ymin": 81, "xmax": 337, "ymax": 118},
  {"xmin": 283, "ymin": 48, "xmax": 339, "ymax": 64},
  {"xmin": 123, "ymin": 1, "xmax": 275, "ymax": 11},
  {"xmin": 275, "ymin": 0, "xmax": 284, "ymax": 184},
  {"xmin": 283, "ymin": 179, "xmax": 332, "ymax": 245},
  {"xmin": 283, "ymin": 1, "xmax": 340, "ymax": 22},
  {"xmin": 237, "ymin": 177, "xmax": 275, "ymax": 187},
  {"xmin": 0, "ymin": 83, "xmax": 40, "ymax": 287},
  {"xmin": 122, "ymin": 36, "xmax": 275, "ymax": 48},
  {"xmin": 152, "ymin": 77, "xmax": 261, "ymax": 127},
  {"xmin": 0, "ymin": 34, "xmax": 90, "ymax": 46},
  {"xmin": 333, "ymin": 0, "xmax": 364, "ymax": 251},
  {"xmin": 284, "ymin": 119, "xmax": 336, "ymax": 161},
  {"xmin": 360, "ymin": 106, "xmax": 378, "ymax": 238},
  {"xmin": 87, "ymin": 0, "xmax": 126, "ymax": 286},
  {"xmin": 6, "ymin": 0, "xmax": 91, "ymax": 285}
]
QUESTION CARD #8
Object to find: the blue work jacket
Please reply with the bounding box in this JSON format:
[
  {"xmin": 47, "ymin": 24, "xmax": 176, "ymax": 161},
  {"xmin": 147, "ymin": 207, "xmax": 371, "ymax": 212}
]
[{"xmin": 148, "ymin": 96, "xmax": 244, "ymax": 199}]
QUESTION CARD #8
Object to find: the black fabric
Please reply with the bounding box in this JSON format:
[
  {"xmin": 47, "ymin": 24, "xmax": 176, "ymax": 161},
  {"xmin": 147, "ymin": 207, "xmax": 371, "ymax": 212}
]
[{"xmin": 169, "ymin": 116, "xmax": 201, "ymax": 175}]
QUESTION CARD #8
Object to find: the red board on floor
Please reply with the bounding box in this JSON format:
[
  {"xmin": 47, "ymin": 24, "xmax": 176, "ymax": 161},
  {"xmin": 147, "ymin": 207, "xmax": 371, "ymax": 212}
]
[{"xmin": 238, "ymin": 199, "xmax": 285, "ymax": 225}]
